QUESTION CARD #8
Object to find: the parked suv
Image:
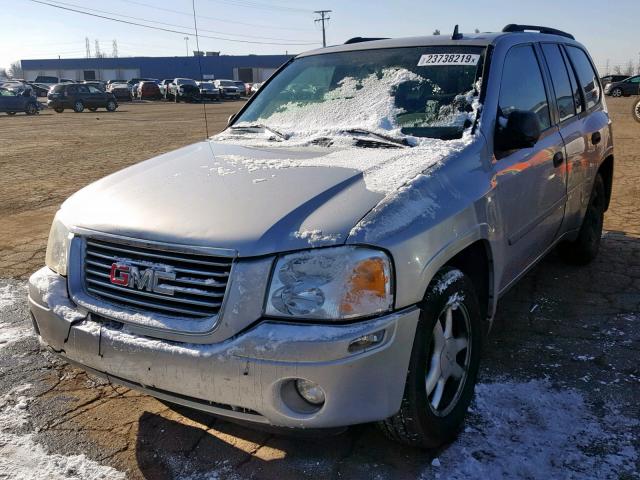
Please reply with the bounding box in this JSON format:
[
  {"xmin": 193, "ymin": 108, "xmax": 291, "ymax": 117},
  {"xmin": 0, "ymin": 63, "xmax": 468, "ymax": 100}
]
[
  {"xmin": 604, "ymin": 75, "xmax": 640, "ymax": 97},
  {"xmin": 30, "ymin": 25, "xmax": 613, "ymax": 448},
  {"xmin": 213, "ymin": 79, "xmax": 240, "ymax": 99},
  {"xmin": 168, "ymin": 78, "xmax": 201, "ymax": 102},
  {"xmin": 48, "ymin": 83, "xmax": 118, "ymax": 113},
  {"xmin": 0, "ymin": 87, "xmax": 39, "ymax": 115}
]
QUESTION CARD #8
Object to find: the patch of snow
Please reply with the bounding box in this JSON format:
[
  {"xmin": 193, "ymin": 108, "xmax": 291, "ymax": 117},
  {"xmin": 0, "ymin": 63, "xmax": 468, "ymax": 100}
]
[
  {"xmin": 433, "ymin": 269, "xmax": 464, "ymax": 294},
  {"xmin": 0, "ymin": 324, "xmax": 33, "ymax": 350},
  {"xmin": 292, "ymin": 229, "xmax": 342, "ymax": 245},
  {"xmin": 29, "ymin": 268, "xmax": 85, "ymax": 323},
  {"xmin": 0, "ymin": 283, "xmax": 26, "ymax": 309},
  {"xmin": 428, "ymin": 380, "xmax": 639, "ymax": 480},
  {"xmin": 0, "ymin": 384, "xmax": 125, "ymax": 480}
]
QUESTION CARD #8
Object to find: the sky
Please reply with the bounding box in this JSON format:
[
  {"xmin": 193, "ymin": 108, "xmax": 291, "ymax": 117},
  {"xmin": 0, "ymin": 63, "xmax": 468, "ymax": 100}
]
[{"xmin": 1, "ymin": 0, "xmax": 639, "ymax": 75}]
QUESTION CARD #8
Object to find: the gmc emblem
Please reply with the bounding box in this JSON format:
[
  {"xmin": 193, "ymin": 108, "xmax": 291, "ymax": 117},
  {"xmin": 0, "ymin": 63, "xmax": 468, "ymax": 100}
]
[{"xmin": 109, "ymin": 262, "xmax": 176, "ymax": 296}]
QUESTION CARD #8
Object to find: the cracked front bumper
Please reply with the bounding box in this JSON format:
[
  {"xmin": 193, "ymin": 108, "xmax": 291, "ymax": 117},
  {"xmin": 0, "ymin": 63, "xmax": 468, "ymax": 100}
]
[{"xmin": 28, "ymin": 267, "xmax": 420, "ymax": 428}]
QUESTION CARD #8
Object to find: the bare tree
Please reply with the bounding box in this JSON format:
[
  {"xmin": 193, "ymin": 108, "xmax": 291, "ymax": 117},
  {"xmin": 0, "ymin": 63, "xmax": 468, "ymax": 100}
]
[
  {"xmin": 613, "ymin": 65, "xmax": 622, "ymax": 75},
  {"xmin": 7, "ymin": 61, "xmax": 23, "ymax": 79},
  {"xmin": 624, "ymin": 60, "xmax": 634, "ymax": 76},
  {"xmin": 474, "ymin": 28, "xmax": 480, "ymax": 33},
  {"xmin": 0, "ymin": 67, "xmax": 8, "ymax": 79},
  {"xmin": 432, "ymin": 29, "xmax": 441, "ymax": 35}
]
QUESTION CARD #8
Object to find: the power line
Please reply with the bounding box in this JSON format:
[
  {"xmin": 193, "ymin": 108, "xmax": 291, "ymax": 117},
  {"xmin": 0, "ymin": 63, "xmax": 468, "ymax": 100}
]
[
  {"xmin": 206, "ymin": 0, "xmax": 311, "ymax": 14},
  {"xmin": 192, "ymin": 0, "xmax": 209, "ymax": 139},
  {"xmin": 114, "ymin": 0, "xmax": 311, "ymax": 31},
  {"xmin": 40, "ymin": 0, "xmax": 317, "ymax": 43},
  {"xmin": 314, "ymin": 10, "xmax": 331, "ymax": 48},
  {"xmin": 30, "ymin": 0, "xmax": 319, "ymax": 46}
]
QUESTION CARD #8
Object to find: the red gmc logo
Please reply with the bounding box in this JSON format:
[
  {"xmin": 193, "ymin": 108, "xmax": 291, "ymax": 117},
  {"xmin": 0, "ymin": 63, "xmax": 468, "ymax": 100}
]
[
  {"xmin": 109, "ymin": 263, "xmax": 130, "ymax": 285},
  {"xmin": 109, "ymin": 262, "xmax": 176, "ymax": 295}
]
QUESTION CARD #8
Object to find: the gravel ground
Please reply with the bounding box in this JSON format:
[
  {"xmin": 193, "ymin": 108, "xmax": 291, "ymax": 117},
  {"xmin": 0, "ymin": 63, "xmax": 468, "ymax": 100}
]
[{"xmin": 0, "ymin": 98, "xmax": 638, "ymax": 479}]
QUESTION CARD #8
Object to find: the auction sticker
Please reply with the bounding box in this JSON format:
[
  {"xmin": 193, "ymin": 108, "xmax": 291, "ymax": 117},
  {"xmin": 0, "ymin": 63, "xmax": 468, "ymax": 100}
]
[{"xmin": 418, "ymin": 53, "xmax": 480, "ymax": 66}]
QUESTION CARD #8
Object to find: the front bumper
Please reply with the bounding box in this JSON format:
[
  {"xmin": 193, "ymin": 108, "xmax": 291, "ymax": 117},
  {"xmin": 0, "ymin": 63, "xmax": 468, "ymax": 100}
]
[{"xmin": 29, "ymin": 267, "xmax": 419, "ymax": 428}]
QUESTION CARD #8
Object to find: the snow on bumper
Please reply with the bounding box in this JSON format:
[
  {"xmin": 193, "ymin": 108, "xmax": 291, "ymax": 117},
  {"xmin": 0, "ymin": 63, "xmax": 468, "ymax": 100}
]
[{"xmin": 28, "ymin": 267, "xmax": 419, "ymax": 428}]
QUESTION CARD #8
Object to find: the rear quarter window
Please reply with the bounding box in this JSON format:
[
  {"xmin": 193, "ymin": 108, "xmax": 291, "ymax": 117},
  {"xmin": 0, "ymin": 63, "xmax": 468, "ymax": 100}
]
[{"xmin": 566, "ymin": 46, "xmax": 601, "ymax": 110}]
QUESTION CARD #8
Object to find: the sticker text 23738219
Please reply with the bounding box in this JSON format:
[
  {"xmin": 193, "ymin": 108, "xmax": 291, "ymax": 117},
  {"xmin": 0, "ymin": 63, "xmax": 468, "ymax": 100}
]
[{"xmin": 417, "ymin": 53, "xmax": 481, "ymax": 66}]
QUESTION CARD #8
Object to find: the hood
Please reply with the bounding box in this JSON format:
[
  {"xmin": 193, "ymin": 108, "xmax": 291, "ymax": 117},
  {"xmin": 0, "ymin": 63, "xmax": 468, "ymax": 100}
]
[
  {"xmin": 62, "ymin": 136, "xmax": 471, "ymax": 256},
  {"xmin": 61, "ymin": 141, "xmax": 385, "ymax": 257}
]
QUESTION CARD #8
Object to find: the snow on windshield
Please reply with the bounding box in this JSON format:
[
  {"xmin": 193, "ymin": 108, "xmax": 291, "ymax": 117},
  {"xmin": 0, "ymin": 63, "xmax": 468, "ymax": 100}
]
[{"xmin": 229, "ymin": 67, "xmax": 479, "ymax": 144}]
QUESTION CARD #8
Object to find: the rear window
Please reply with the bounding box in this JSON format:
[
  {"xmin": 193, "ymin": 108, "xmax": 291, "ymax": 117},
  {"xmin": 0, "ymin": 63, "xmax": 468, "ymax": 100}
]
[
  {"xmin": 541, "ymin": 44, "xmax": 576, "ymax": 122},
  {"xmin": 35, "ymin": 76, "xmax": 58, "ymax": 83},
  {"xmin": 566, "ymin": 46, "xmax": 600, "ymax": 110}
]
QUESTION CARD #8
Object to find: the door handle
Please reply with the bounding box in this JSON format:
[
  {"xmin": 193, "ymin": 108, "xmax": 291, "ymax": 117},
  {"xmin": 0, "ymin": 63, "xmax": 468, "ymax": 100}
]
[
  {"xmin": 591, "ymin": 131, "xmax": 601, "ymax": 145},
  {"xmin": 552, "ymin": 151, "xmax": 564, "ymax": 168}
]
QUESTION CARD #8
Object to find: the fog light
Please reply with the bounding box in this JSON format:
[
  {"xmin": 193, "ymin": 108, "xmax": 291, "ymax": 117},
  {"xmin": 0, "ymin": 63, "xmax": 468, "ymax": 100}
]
[
  {"xmin": 348, "ymin": 330, "xmax": 385, "ymax": 352},
  {"xmin": 295, "ymin": 379, "xmax": 325, "ymax": 405}
]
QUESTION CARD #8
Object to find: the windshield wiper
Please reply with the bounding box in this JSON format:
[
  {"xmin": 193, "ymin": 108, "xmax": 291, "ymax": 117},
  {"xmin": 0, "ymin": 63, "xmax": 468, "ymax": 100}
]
[
  {"xmin": 230, "ymin": 124, "xmax": 289, "ymax": 140},
  {"xmin": 340, "ymin": 128, "xmax": 410, "ymax": 147}
]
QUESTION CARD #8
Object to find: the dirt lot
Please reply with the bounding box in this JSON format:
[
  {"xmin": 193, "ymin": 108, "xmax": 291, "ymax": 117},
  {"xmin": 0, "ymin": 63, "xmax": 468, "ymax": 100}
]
[{"xmin": 0, "ymin": 99, "xmax": 638, "ymax": 479}]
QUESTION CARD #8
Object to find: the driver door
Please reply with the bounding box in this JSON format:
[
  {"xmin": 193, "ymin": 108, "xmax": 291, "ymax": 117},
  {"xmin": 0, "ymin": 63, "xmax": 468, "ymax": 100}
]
[{"xmin": 493, "ymin": 44, "xmax": 567, "ymax": 289}]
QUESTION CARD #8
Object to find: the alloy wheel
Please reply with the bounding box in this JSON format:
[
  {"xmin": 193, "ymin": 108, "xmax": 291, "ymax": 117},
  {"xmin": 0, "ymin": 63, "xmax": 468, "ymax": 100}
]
[{"xmin": 425, "ymin": 300, "xmax": 472, "ymax": 417}]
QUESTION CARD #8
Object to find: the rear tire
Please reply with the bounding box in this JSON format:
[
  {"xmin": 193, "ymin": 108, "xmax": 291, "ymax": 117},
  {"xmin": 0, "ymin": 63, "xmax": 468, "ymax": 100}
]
[
  {"xmin": 73, "ymin": 100, "xmax": 84, "ymax": 113},
  {"xmin": 611, "ymin": 88, "xmax": 623, "ymax": 97},
  {"xmin": 557, "ymin": 174, "xmax": 605, "ymax": 265},
  {"xmin": 106, "ymin": 100, "xmax": 117, "ymax": 112},
  {"xmin": 25, "ymin": 103, "xmax": 38, "ymax": 115},
  {"xmin": 54, "ymin": 107, "xmax": 64, "ymax": 113},
  {"xmin": 379, "ymin": 267, "xmax": 483, "ymax": 449}
]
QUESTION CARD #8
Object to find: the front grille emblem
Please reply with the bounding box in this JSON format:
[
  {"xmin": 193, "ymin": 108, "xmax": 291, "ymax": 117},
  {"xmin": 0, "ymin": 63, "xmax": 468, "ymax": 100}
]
[{"xmin": 109, "ymin": 262, "xmax": 176, "ymax": 296}]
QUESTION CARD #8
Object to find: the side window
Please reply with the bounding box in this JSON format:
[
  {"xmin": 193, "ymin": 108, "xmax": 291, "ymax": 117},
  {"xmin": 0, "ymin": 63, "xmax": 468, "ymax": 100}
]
[
  {"xmin": 76, "ymin": 85, "xmax": 89, "ymax": 94},
  {"xmin": 87, "ymin": 86, "xmax": 101, "ymax": 94},
  {"xmin": 566, "ymin": 46, "xmax": 600, "ymax": 110},
  {"xmin": 541, "ymin": 44, "xmax": 576, "ymax": 122},
  {"xmin": 561, "ymin": 48, "xmax": 583, "ymax": 115},
  {"xmin": 498, "ymin": 44, "xmax": 551, "ymax": 131},
  {"xmin": 629, "ymin": 76, "xmax": 640, "ymax": 84},
  {"xmin": 67, "ymin": 85, "xmax": 77, "ymax": 95}
]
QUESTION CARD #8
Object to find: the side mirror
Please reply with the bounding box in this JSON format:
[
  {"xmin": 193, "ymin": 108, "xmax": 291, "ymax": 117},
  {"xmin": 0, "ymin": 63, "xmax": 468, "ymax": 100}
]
[
  {"xmin": 495, "ymin": 110, "xmax": 541, "ymax": 151},
  {"xmin": 227, "ymin": 113, "xmax": 236, "ymax": 126}
]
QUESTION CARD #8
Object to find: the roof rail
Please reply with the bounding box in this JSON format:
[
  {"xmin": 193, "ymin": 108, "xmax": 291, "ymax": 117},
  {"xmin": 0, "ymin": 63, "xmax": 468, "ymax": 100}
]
[
  {"xmin": 502, "ymin": 24, "xmax": 575, "ymax": 40},
  {"xmin": 343, "ymin": 37, "xmax": 389, "ymax": 45}
]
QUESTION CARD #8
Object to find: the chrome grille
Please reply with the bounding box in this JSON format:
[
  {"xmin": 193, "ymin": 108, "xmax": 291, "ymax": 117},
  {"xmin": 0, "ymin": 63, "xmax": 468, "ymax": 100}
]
[{"xmin": 83, "ymin": 238, "xmax": 232, "ymax": 318}]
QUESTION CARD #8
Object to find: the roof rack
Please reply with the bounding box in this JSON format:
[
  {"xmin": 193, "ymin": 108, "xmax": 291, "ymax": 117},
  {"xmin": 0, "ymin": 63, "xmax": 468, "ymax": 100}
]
[
  {"xmin": 502, "ymin": 24, "xmax": 575, "ymax": 40},
  {"xmin": 343, "ymin": 37, "xmax": 389, "ymax": 44}
]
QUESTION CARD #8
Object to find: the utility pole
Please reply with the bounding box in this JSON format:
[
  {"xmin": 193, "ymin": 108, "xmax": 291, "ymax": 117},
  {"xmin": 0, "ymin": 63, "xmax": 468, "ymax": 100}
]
[
  {"xmin": 112, "ymin": 40, "xmax": 118, "ymax": 58},
  {"xmin": 605, "ymin": 59, "xmax": 610, "ymax": 76},
  {"xmin": 95, "ymin": 40, "xmax": 101, "ymax": 58},
  {"xmin": 85, "ymin": 37, "xmax": 91, "ymax": 58},
  {"xmin": 184, "ymin": 36, "xmax": 190, "ymax": 57},
  {"xmin": 314, "ymin": 10, "xmax": 331, "ymax": 48}
]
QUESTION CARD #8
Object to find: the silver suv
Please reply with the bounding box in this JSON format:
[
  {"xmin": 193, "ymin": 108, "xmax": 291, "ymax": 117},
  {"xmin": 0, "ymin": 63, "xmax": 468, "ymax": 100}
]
[{"xmin": 29, "ymin": 24, "xmax": 613, "ymax": 448}]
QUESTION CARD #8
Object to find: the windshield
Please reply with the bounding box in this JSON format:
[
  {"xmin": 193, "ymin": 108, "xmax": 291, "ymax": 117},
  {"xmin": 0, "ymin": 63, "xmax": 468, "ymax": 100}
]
[
  {"xmin": 176, "ymin": 79, "xmax": 197, "ymax": 86},
  {"xmin": 235, "ymin": 46, "xmax": 485, "ymax": 141}
]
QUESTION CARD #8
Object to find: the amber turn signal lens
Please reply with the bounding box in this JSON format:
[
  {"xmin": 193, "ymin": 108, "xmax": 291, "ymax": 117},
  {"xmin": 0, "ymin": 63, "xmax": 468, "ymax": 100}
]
[{"xmin": 341, "ymin": 258, "xmax": 389, "ymax": 315}]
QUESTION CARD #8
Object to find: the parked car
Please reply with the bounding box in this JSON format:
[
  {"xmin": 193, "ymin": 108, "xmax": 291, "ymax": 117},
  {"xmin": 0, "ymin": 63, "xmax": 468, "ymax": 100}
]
[
  {"xmin": 33, "ymin": 75, "xmax": 74, "ymax": 86},
  {"xmin": 604, "ymin": 75, "xmax": 640, "ymax": 97},
  {"xmin": 158, "ymin": 79, "xmax": 173, "ymax": 98},
  {"xmin": 168, "ymin": 78, "xmax": 201, "ymax": 102},
  {"xmin": 250, "ymin": 82, "xmax": 263, "ymax": 95},
  {"xmin": 0, "ymin": 87, "xmax": 39, "ymax": 115},
  {"xmin": 48, "ymin": 83, "xmax": 118, "ymax": 112},
  {"xmin": 30, "ymin": 25, "xmax": 614, "ymax": 448},
  {"xmin": 29, "ymin": 83, "xmax": 50, "ymax": 97},
  {"xmin": 213, "ymin": 79, "xmax": 240, "ymax": 99},
  {"xmin": 106, "ymin": 82, "xmax": 132, "ymax": 102},
  {"xmin": 197, "ymin": 81, "xmax": 221, "ymax": 100},
  {"xmin": 600, "ymin": 75, "xmax": 628, "ymax": 87},
  {"xmin": 135, "ymin": 81, "xmax": 162, "ymax": 100},
  {"xmin": 231, "ymin": 80, "xmax": 247, "ymax": 96},
  {"xmin": 106, "ymin": 79, "xmax": 127, "ymax": 86}
]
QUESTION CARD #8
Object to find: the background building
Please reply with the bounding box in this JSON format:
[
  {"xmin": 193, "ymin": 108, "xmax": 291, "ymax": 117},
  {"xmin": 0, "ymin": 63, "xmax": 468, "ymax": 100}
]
[{"xmin": 20, "ymin": 54, "xmax": 292, "ymax": 83}]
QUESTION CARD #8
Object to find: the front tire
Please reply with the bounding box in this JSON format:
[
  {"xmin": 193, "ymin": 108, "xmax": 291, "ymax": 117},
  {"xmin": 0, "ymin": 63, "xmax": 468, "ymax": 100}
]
[
  {"xmin": 73, "ymin": 100, "xmax": 84, "ymax": 113},
  {"xmin": 557, "ymin": 174, "xmax": 606, "ymax": 265},
  {"xmin": 54, "ymin": 107, "xmax": 64, "ymax": 113},
  {"xmin": 379, "ymin": 267, "xmax": 483, "ymax": 448},
  {"xmin": 106, "ymin": 100, "xmax": 117, "ymax": 112},
  {"xmin": 25, "ymin": 103, "xmax": 38, "ymax": 115}
]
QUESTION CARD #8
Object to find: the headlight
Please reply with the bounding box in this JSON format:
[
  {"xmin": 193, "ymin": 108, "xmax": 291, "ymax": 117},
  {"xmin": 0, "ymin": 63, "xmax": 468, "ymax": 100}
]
[
  {"xmin": 45, "ymin": 213, "xmax": 72, "ymax": 276},
  {"xmin": 265, "ymin": 247, "xmax": 393, "ymax": 320}
]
